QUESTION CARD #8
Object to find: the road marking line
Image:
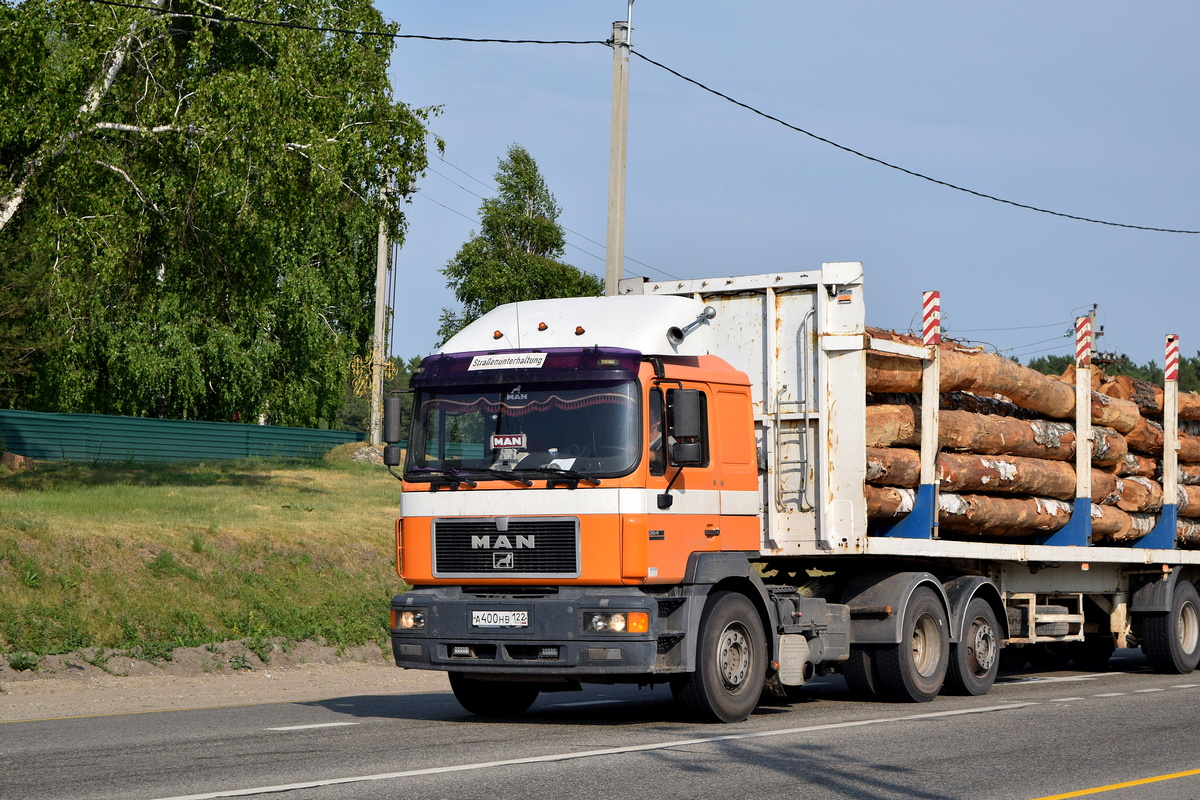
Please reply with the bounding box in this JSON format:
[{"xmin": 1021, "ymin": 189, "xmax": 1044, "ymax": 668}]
[
  {"xmin": 265, "ymin": 722, "xmax": 360, "ymax": 731},
  {"xmin": 1093, "ymin": 693, "xmax": 1126, "ymax": 697},
  {"xmin": 552, "ymin": 700, "xmax": 625, "ymax": 708},
  {"xmin": 1029, "ymin": 766, "xmax": 1200, "ymax": 799},
  {"xmin": 1171, "ymin": 683, "xmax": 1200, "ymax": 689},
  {"xmin": 1133, "ymin": 688, "xmax": 1165, "ymax": 693},
  {"xmin": 998, "ymin": 674, "xmax": 1113, "ymax": 686},
  {"xmin": 148, "ymin": 702, "xmax": 1038, "ymax": 800},
  {"xmin": 1049, "ymin": 698, "xmax": 1082, "ymax": 703}
]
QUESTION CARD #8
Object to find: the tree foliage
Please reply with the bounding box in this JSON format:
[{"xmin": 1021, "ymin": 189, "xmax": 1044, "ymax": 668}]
[
  {"xmin": 437, "ymin": 144, "xmax": 602, "ymax": 344},
  {"xmin": 0, "ymin": 0, "xmax": 435, "ymax": 425}
]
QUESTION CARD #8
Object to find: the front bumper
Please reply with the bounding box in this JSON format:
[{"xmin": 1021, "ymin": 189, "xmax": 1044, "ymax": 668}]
[{"xmin": 390, "ymin": 587, "xmax": 663, "ymax": 676}]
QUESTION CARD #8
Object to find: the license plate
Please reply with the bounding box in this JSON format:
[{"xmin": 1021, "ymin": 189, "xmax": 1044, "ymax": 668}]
[{"xmin": 471, "ymin": 610, "xmax": 529, "ymax": 628}]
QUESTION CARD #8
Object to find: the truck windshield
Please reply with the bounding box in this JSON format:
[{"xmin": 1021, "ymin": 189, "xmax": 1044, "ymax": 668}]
[{"xmin": 406, "ymin": 381, "xmax": 640, "ymax": 480}]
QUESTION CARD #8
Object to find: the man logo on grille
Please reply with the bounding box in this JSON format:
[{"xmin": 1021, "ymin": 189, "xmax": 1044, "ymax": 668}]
[{"xmin": 493, "ymin": 552, "xmax": 514, "ymax": 569}]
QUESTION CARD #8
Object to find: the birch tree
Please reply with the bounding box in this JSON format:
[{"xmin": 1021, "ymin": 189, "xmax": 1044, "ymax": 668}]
[{"xmin": 0, "ymin": 0, "xmax": 436, "ymax": 424}]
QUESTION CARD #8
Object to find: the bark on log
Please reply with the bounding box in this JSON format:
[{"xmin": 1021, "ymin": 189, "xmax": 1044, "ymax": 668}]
[
  {"xmin": 1180, "ymin": 464, "xmax": 1200, "ymax": 486},
  {"xmin": 1118, "ymin": 453, "xmax": 1158, "ymax": 479},
  {"xmin": 865, "ymin": 405, "xmax": 1126, "ymax": 468},
  {"xmin": 864, "ymin": 446, "xmax": 1119, "ymax": 504},
  {"xmin": 865, "ymin": 486, "xmax": 1073, "ymax": 537},
  {"xmin": 1100, "ymin": 374, "xmax": 1200, "ymax": 421},
  {"xmin": 866, "ymin": 346, "xmax": 1141, "ymax": 431},
  {"xmin": 1179, "ymin": 518, "xmax": 1200, "ymax": 547},
  {"xmin": 1116, "ymin": 476, "xmax": 1164, "ymax": 513}
]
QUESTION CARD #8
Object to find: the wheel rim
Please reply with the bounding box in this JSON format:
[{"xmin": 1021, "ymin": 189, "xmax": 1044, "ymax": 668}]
[
  {"xmin": 967, "ymin": 617, "xmax": 998, "ymax": 677},
  {"xmin": 1179, "ymin": 600, "xmax": 1199, "ymax": 655},
  {"xmin": 911, "ymin": 613, "xmax": 943, "ymax": 678},
  {"xmin": 718, "ymin": 623, "xmax": 752, "ymax": 689}
]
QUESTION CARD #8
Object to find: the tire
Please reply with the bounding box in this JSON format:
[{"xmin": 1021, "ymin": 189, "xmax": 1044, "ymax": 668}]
[
  {"xmin": 1142, "ymin": 581, "xmax": 1200, "ymax": 675},
  {"xmin": 448, "ymin": 672, "xmax": 539, "ymax": 717},
  {"xmin": 1034, "ymin": 605, "xmax": 1071, "ymax": 638},
  {"xmin": 945, "ymin": 597, "xmax": 1000, "ymax": 696},
  {"xmin": 672, "ymin": 591, "xmax": 766, "ymax": 722},
  {"xmin": 875, "ymin": 587, "xmax": 949, "ymax": 703},
  {"xmin": 842, "ymin": 646, "xmax": 879, "ymax": 699}
]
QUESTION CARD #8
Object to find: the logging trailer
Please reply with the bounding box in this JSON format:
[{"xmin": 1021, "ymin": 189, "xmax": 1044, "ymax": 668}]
[{"xmin": 383, "ymin": 265, "xmax": 1200, "ymax": 722}]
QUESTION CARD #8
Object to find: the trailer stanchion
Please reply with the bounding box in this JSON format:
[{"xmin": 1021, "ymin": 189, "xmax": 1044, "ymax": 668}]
[{"xmin": 1137, "ymin": 334, "xmax": 1181, "ymax": 550}]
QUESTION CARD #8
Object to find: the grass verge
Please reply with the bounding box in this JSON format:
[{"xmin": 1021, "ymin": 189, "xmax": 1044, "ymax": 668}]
[{"xmin": 0, "ymin": 454, "xmax": 405, "ymax": 670}]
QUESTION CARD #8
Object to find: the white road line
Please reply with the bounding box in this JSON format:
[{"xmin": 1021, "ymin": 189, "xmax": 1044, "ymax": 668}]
[
  {"xmin": 265, "ymin": 722, "xmax": 361, "ymax": 731},
  {"xmin": 1171, "ymin": 684, "xmax": 1200, "ymax": 689},
  {"xmin": 150, "ymin": 702, "xmax": 1038, "ymax": 800},
  {"xmin": 1094, "ymin": 693, "xmax": 1127, "ymax": 697},
  {"xmin": 1049, "ymin": 698, "xmax": 1082, "ymax": 702},
  {"xmin": 1133, "ymin": 688, "xmax": 1166, "ymax": 693},
  {"xmin": 997, "ymin": 674, "xmax": 1115, "ymax": 686}
]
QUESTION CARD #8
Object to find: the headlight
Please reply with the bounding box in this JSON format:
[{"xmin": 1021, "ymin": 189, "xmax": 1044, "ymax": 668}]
[
  {"xmin": 586, "ymin": 611, "xmax": 649, "ymax": 633},
  {"xmin": 392, "ymin": 609, "xmax": 426, "ymax": 630}
]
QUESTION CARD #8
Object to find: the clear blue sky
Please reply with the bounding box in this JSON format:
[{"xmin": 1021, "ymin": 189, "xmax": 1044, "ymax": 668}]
[{"xmin": 376, "ymin": 1, "xmax": 1198, "ymax": 368}]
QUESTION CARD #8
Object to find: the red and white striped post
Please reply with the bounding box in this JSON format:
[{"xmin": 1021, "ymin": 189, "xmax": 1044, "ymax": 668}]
[
  {"xmin": 1073, "ymin": 315, "xmax": 1093, "ymax": 521},
  {"xmin": 919, "ymin": 291, "xmax": 941, "ymax": 513},
  {"xmin": 922, "ymin": 291, "xmax": 942, "ymax": 346},
  {"xmin": 1075, "ymin": 315, "xmax": 1093, "ymax": 367},
  {"xmin": 1164, "ymin": 334, "xmax": 1180, "ymax": 521}
]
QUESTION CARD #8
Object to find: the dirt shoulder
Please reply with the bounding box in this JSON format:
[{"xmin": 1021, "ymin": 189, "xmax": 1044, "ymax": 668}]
[{"xmin": 0, "ymin": 641, "xmax": 449, "ymax": 723}]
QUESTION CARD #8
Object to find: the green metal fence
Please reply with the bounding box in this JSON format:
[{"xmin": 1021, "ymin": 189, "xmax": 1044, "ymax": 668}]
[{"xmin": 0, "ymin": 409, "xmax": 365, "ymax": 463}]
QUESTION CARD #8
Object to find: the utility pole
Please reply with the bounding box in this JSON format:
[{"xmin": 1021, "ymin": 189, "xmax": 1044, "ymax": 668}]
[
  {"xmin": 368, "ymin": 183, "xmax": 390, "ymax": 447},
  {"xmin": 604, "ymin": 3, "xmax": 633, "ymax": 296}
]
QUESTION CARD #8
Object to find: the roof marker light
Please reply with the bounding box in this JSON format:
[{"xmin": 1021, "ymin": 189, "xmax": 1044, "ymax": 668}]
[
  {"xmin": 575, "ymin": 326, "xmax": 586, "ymax": 336},
  {"xmin": 538, "ymin": 322, "xmax": 548, "ymax": 331},
  {"xmin": 493, "ymin": 330, "xmax": 504, "ymax": 340}
]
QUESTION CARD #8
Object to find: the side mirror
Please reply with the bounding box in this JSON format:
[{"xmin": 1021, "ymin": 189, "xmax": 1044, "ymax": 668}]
[
  {"xmin": 670, "ymin": 440, "xmax": 703, "ymax": 466},
  {"xmin": 669, "ymin": 389, "xmax": 702, "ymax": 440},
  {"xmin": 383, "ymin": 445, "xmax": 404, "ymax": 467},
  {"xmin": 384, "ymin": 394, "xmax": 405, "ymax": 444}
]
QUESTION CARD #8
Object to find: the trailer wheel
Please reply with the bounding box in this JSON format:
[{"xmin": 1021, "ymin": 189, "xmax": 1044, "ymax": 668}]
[
  {"xmin": 1142, "ymin": 581, "xmax": 1200, "ymax": 675},
  {"xmin": 945, "ymin": 597, "xmax": 1000, "ymax": 696},
  {"xmin": 842, "ymin": 646, "xmax": 879, "ymax": 699},
  {"xmin": 448, "ymin": 672, "xmax": 539, "ymax": 717},
  {"xmin": 672, "ymin": 591, "xmax": 766, "ymax": 722},
  {"xmin": 875, "ymin": 587, "xmax": 948, "ymax": 702}
]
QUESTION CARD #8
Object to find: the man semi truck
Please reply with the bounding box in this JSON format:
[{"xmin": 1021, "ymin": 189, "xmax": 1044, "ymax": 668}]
[{"xmin": 383, "ymin": 265, "xmax": 1200, "ymax": 722}]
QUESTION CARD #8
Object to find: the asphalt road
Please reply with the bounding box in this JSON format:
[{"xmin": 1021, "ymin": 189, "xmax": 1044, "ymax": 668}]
[{"xmin": 4, "ymin": 650, "xmax": 1200, "ymax": 800}]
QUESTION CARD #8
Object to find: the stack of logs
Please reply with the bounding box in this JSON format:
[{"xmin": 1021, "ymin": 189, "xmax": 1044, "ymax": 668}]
[{"xmin": 864, "ymin": 329, "xmax": 1200, "ymax": 546}]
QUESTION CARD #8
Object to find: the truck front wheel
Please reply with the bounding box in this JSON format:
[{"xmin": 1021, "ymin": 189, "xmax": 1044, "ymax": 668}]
[
  {"xmin": 1142, "ymin": 580, "xmax": 1200, "ymax": 674},
  {"xmin": 448, "ymin": 672, "xmax": 540, "ymax": 717},
  {"xmin": 672, "ymin": 591, "xmax": 766, "ymax": 723},
  {"xmin": 874, "ymin": 587, "xmax": 948, "ymax": 702}
]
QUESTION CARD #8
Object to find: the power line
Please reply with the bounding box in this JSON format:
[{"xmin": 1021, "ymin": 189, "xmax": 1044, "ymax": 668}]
[{"xmin": 79, "ymin": 0, "xmax": 1200, "ymax": 236}]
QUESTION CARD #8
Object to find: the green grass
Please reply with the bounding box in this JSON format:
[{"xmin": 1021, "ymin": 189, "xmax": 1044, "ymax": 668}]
[{"xmin": 0, "ymin": 455, "xmax": 405, "ymax": 663}]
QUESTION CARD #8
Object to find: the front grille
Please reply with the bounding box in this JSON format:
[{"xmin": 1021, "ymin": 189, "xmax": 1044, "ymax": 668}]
[{"xmin": 432, "ymin": 517, "xmax": 580, "ymax": 578}]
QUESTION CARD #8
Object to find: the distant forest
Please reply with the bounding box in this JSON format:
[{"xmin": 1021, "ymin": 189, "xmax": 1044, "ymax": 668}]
[{"xmin": 1025, "ymin": 353, "xmax": 1200, "ymax": 393}]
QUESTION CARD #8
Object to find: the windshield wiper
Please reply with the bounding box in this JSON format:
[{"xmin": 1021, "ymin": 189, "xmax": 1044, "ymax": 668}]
[
  {"xmin": 460, "ymin": 468, "xmax": 534, "ymax": 487},
  {"xmin": 514, "ymin": 466, "xmax": 602, "ymax": 487},
  {"xmin": 408, "ymin": 467, "xmax": 478, "ymax": 489}
]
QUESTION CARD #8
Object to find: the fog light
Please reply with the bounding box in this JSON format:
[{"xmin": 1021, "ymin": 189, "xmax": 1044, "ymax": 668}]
[
  {"xmin": 451, "ymin": 645, "xmax": 472, "ymax": 657},
  {"xmin": 539, "ymin": 646, "xmax": 559, "ymax": 659}
]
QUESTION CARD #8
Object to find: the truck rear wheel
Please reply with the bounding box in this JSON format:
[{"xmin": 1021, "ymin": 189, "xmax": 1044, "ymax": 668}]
[
  {"xmin": 1142, "ymin": 581, "xmax": 1200, "ymax": 674},
  {"xmin": 945, "ymin": 597, "xmax": 999, "ymax": 696},
  {"xmin": 672, "ymin": 591, "xmax": 766, "ymax": 723},
  {"xmin": 875, "ymin": 587, "xmax": 948, "ymax": 702},
  {"xmin": 448, "ymin": 672, "xmax": 539, "ymax": 717}
]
